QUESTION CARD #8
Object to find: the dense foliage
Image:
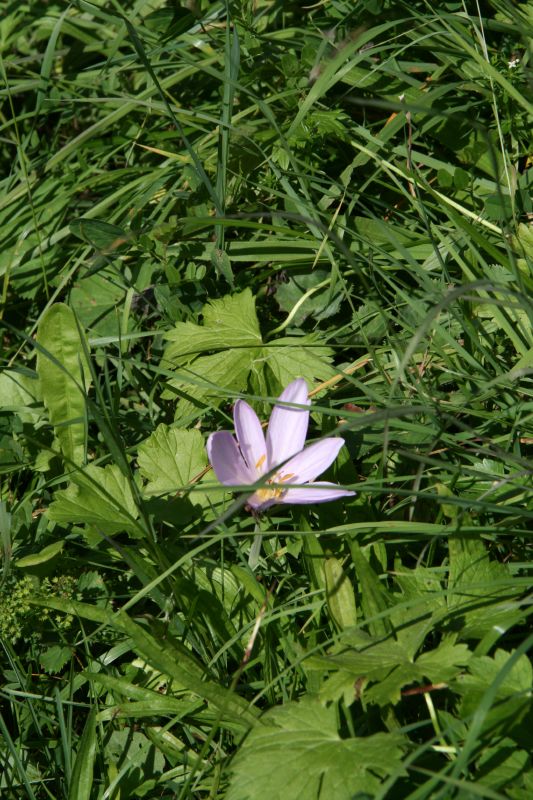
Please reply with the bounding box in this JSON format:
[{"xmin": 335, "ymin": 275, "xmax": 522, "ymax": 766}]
[{"xmin": 1, "ymin": 0, "xmax": 532, "ymax": 797}]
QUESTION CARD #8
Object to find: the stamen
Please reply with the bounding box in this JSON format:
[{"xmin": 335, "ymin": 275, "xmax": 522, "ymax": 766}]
[
  {"xmin": 278, "ymin": 472, "xmax": 295, "ymax": 483},
  {"xmin": 253, "ymin": 471, "xmax": 295, "ymax": 503},
  {"xmin": 255, "ymin": 454, "xmax": 266, "ymax": 470}
]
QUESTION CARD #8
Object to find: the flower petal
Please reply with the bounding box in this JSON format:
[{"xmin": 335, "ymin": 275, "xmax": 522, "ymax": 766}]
[
  {"xmin": 281, "ymin": 482, "xmax": 355, "ymax": 504},
  {"xmin": 233, "ymin": 400, "xmax": 267, "ymax": 474},
  {"xmin": 207, "ymin": 431, "xmax": 253, "ymax": 485},
  {"xmin": 266, "ymin": 378, "xmax": 310, "ymax": 468},
  {"xmin": 282, "ymin": 437, "xmax": 346, "ymax": 484}
]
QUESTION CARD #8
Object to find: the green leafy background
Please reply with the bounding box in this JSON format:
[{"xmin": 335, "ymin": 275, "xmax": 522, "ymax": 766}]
[{"xmin": 0, "ymin": 0, "xmax": 532, "ymax": 798}]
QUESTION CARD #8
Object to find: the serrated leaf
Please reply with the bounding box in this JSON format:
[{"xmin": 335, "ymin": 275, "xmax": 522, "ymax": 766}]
[
  {"xmin": 36, "ymin": 304, "xmax": 90, "ymax": 465},
  {"xmin": 319, "ymin": 627, "xmax": 470, "ymax": 707},
  {"xmin": 137, "ymin": 425, "xmax": 207, "ymax": 496},
  {"xmin": 226, "ymin": 698, "xmax": 406, "ymax": 800},
  {"xmin": 476, "ymin": 739, "xmax": 530, "ymax": 790},
  {"xmin": 161, "ymin": 291, "xmax": 335, "ymax": 421},
  {"xmin": 454, "ymin": 648, "xmax": 532, "ymax": 735},
  {"xmin": 164, "ymin": 348, "xmax": 258, "ymax": 422},
  {"xmin": 40, "ymin": 645, "xmax": 72, "ymax": 673},
  {"xmin": 260, "ymin": 338, "xmax": 334, "ymax": 394},
  {"xmin": 416, "ymin": 639, "xmax": 471, "ymax": 681},
  {"xmin": 456, "ymin": 648, "xmax": 532, "ymax": 701},
  {"xmin": 48, "ymin": 464, "xmax": 140, "ymax": 536},
  {"xmin": 163, "ymin": 288, "xmax": 262, "ymax": 364},
  {"xmin": 161, "ymin": 290, "xmax": 263, "ymax": 419}
]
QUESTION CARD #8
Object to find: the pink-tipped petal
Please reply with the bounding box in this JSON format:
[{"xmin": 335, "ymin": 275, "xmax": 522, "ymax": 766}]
[
  {"xmin": 266, "ymin": 378, "xmax": 310, "ymax": 468},
  {"xmin": 207, "ymin": 431, "xmax": 253, "ymax": 485},
  {"xmin": 282, "ymin": 437, "xmax": 346, "ymax": 484},
  {"xmin": 233, "ymin": 400, "xmax": 267, "ymax": 474},
  {"xmin": 281, "ymin": 483, "xmax": 355, "ymax": 504}
]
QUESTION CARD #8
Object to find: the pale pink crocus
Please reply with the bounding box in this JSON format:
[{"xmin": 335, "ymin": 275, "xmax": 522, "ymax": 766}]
[{"xmin": 207, "ymin": 378, "xmax": 355, "ymax": 512}]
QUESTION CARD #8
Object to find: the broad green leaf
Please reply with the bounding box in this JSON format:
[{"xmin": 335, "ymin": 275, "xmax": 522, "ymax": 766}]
[
  {"xmin": 416, "ymin": 638, "xmax": 471, "ymax": 682},
  {"xmin": 476, "ymin": 740, "xmax": 530, "ymax": 791},
  {"xmin": 137, "ymin": 425, "xmax": 207, "ymax": 496},
  {"xmin": 16, "ymin": 540, "xmax": 64, "ymax": 567},
  {"xmin": 48, "ymin": 463, "xmax": 140, "ymax": 536},
  {"xmin": 161, "ymin": 290, "xmax": 334, "ymax": 421},
  {"xmin": 325, "ymin": 556, "xmax": 357, "ymax": 630},
  {"xmin": 163, "ymin": 288, "xmax": 262, "ymax": 364},
  {"xmin": 226, "ymin": 698, "xmax": 406, "ymax": 800},
  {"xmin": 275, "ymin": 269, "xmax": 343, "ymax": 326},
  {"xmin": 164, "ymin": 348, "xmax": 258, "ymax": 422},
  {"xmin": 447, "ymin": 531, "xmax": 520, "ymax": 638},
  {"xmin": 68, "ymin": 708, "xmax": 96, "ymax": 800},
  {"xmin": 70, "ymin": 272, "xmax": 125, "ymax": 337},
  {"xmin": 260, "ymin": 338, "xmax": 335, "ymax": 395},
  {"xmin": 162, "ymin": 320, "xmax": 226, "ymax": 362},
  {"xmin": 393, "ymin": 564, "xmax": 446, "ymax": 611},
  {"xmin": 454, "ymin": 648, "xmax": 532, "ymax": 735},
  {"xmin": 36, "ymin": 304, "xmax": 90, "ymax": 465},
  {"xmin": 318, "ymin": 628, "xmax": 469, "ymax": 707},
  {"xmin": 70, "ymin": 218, "xmax": 131, "ymax": 252},
  {"xmin": 0, "ymin": 370, "xmax": 42, "ymax": 423},
  {"xmin": 456, "ymin": 648, "xmax": 532, "ymax": 703},
  {"xmin": 106, "ymin": 729, "xmax": 165, "ymax": 797}
]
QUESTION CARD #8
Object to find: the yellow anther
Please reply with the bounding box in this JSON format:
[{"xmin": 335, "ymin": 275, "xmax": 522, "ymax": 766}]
[
  {"xmin": 255, "ymin": 486, "xmax": 284, "ymax": 503},
  {"xmin": 253, "ymin": 471, "xmax": 295, "ymax": 503},
  {"xmin": 255, "ymin": 454, "xmax": 266, "ymax": 470},
  {"xmin": 278, "ymin": 472, "xmax": 295, "ymax": 483}
]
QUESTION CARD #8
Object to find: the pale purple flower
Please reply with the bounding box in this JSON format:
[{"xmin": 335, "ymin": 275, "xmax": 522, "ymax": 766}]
[{"xmin": 207, "ymin": 378, "xmax": 355, "ymax": 512}]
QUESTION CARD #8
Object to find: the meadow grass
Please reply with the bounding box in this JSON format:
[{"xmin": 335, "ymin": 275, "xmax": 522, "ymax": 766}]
[{"xmin": 1, "ymin": 1, "xmax": 532, "ymax": 798}]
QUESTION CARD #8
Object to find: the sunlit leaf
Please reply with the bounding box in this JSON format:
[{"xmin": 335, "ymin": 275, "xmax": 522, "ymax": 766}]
[
  {"xmin": 226, "ymin": 698, "xmax": 406, "ymax": 800},
  {"xmin": 137, "ymin": 425, "xmax": 207, "ymax": 496}
]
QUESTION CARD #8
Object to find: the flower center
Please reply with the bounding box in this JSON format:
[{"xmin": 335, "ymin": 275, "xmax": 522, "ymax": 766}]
[{"xmin": 254, "ymin": 471, "xmax": 295, "ymax": 503}]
